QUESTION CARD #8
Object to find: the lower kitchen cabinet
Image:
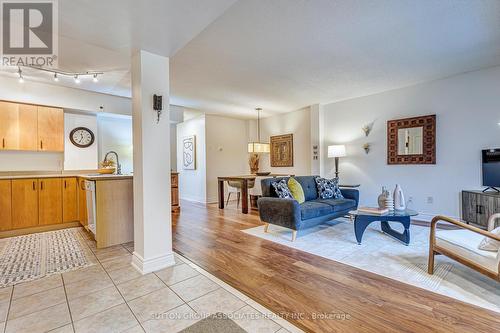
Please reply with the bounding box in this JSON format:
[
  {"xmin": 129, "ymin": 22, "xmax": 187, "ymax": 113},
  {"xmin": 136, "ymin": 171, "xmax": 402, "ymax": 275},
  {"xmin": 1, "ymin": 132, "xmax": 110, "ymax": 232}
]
[
  {"xmin": 63, "ymin": 177, "xmax": 78, "ymax": 222},
  {"xmin": 39, "ymin": 178, "xmax": 62, "ymax": 226},
  {"xmin": 12, "ymin": 179, "xmax": 39, "ymax": 229},
  {"xmin": 78, "ymin": 178, "xmax": 88, "ymax": 226},
  {"xmin": 0, "ymin": 180, "xmax": 12, "ymax": 231}
]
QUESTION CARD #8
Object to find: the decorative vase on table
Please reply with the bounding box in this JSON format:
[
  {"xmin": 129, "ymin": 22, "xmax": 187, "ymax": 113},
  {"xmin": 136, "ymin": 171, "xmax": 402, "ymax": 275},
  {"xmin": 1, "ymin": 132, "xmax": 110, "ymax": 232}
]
[
  {"xmin": 378, "ymin": 186, "xmax": 389, "ymax": 208},
  {"xmin": 385, "ymin": 191, "xmax": 394, "ymax": 211},
  {"xmin": 393, "ymin": 184, "xmax": 406, "ymax": 211}
]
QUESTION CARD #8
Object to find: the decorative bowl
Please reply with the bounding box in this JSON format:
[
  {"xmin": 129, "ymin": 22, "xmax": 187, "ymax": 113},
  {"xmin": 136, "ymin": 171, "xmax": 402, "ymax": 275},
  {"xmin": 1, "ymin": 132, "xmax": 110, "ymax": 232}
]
[
  {"xmin": 256, "ymin": 172, "xmax": 271, "ymax": 176},
  {"xmin": 97, "ymin": 168, "xmax": 116, "ymax": 174}
]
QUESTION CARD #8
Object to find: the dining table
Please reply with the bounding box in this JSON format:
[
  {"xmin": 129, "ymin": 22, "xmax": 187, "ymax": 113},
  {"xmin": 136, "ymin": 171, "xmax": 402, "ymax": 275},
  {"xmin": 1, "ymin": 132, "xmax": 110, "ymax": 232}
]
[{"xmin": 217, "ymin": 174, "xmax": 291, "ymax": 214}]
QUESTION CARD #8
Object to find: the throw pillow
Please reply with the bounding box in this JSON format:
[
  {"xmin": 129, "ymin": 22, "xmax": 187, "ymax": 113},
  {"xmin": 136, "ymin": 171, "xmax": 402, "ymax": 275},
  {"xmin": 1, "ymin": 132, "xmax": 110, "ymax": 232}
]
[
  {"xmin": 478, "ymin": 226, "xmax": 500, "ymax": 252},
  {"xmin": 315, "ymin": 177, "xmax": 344, "ymax": 199},
  {"xmin": 287, "ymin": 177, "xmax": 305, "ymax": 204},
  {"xmin": 271, "ymin": 179, "xmax": 293, "ymax": 199}
]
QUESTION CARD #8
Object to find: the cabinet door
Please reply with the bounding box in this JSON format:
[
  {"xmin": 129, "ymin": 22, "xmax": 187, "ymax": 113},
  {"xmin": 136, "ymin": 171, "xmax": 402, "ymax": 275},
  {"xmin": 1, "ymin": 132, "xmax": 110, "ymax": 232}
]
[
  {"xmin": 17, "ymin": 104, "xmax": 38, "ymax": 150},
  {"xmin": 461, "ymin": 191, "xmax": 477, "ymax": 224},
  {"xmin": 38, "ymin": 107, "xmax": 64, "ymax": 152},
  {"xmin": 0, "ymin": 180, "xmax": 12, "ymax": 231},
  {"xmin": 477, "ymin": 194, "xmax": 499, "ymax": 229},
  {"xmin": 39, "ymin": 178, "xmax": 62, "ymax": 225},
  {"xmin": 78, "ymin": 178, "xmax": 88, "ymax": 226},
  {"xmin": 63, "ymin": 178, "xmax": 78, "ymax": 222},
  {"xmin": 0, "ymin": 102, "xmax": 19, "ymax": 150},
  {"xmin": 12, "ymin": 179, "xmax": 38, "ymax": 229}
]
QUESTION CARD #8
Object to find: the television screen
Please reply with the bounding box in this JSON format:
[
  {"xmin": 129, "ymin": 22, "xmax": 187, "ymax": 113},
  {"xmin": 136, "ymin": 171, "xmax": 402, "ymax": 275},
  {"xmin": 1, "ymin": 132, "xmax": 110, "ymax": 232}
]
[{"xmin": 482, "ymin": 149, "xmax": 500, "ymax": 187}]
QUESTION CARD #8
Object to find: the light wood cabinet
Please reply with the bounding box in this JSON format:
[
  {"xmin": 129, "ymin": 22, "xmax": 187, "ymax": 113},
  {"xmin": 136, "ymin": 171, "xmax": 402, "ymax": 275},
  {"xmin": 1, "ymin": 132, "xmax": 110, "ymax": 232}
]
[
  {"xmin": 0, "ymin": 102, "xmax": 18, "ymax": 150},
  {"xmin": 39, "ymin": 178, "xmax": 62, "ymax": 225},
  {"xmin": 171, "ymin": 172, "xmax": 180, "ymax": 213},
  {"xmin": 18, "ymin": 104, "xmax": 38, "ymax": 150},
  {"xmin": 63, "ymin": 177, "xmax": 78, "ymax": 222},
  {"xmin": 12, "ymin": 179, "xmax": 39, "ymax": 229},
  {"xmin": 37, "ymin": 106, "xmax": 64, "ymax": 152},
  {"xmin": 0, "ymin": 180, "xmax": 12, "ymax": 231}
]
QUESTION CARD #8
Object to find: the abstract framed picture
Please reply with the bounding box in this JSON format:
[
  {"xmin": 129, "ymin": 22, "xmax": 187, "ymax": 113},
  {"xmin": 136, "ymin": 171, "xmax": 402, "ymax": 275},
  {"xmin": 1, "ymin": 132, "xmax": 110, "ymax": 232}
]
[
  {"xmin": 270, "ymin": 134, "xmax": 294, "ymax": 167},
  {"xmin": 183, "ymin": 135, "xmax": 196, "ymax": 170}
]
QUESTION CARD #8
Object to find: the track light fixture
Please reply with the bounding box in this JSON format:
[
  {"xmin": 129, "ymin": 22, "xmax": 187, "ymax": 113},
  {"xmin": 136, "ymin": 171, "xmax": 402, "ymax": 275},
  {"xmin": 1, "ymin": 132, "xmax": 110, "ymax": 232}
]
[
  {"xmin": 14, "ymin": 66, "xmax": 103, "ymax": 84},
  {"xmin": 17, "ymin": 68, "xmax": 24, "ymax": 83}
]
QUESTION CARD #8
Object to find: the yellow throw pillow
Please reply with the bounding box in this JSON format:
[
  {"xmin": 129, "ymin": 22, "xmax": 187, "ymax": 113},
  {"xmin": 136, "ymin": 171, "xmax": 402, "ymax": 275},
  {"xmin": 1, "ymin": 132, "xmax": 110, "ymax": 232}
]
[{"xmin": 288, "ymin": 177, "xmax": 305, "ymax": 204}]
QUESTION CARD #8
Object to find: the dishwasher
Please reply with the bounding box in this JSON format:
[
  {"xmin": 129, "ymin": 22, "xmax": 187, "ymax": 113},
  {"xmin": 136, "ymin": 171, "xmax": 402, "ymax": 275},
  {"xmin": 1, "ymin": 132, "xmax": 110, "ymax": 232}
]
[{"xmin": 82, "ymin": 179, "xmax": 97, "ymax": 236}]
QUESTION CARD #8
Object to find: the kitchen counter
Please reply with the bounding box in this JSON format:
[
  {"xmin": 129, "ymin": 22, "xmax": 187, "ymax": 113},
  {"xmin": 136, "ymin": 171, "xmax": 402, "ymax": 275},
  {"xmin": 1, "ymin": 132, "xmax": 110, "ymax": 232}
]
[{"xmin": 0, "ymin": 173, "xmax": 132, "ymax": 180}]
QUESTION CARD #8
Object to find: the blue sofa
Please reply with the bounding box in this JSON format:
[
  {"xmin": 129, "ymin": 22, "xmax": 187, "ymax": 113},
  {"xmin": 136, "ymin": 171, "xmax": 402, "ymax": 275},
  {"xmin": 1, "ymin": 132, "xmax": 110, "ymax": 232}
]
[{"xmin": 257, "ymin": 176, "xmax": 359, "ymax": 240}]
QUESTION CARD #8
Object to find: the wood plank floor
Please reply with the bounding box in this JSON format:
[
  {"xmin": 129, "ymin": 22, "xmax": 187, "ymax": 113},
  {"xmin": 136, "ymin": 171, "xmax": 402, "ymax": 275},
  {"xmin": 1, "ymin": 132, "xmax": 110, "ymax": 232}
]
[{"xmin": 172, "ymin": 200, "xmax": 500, "ymax": 333}]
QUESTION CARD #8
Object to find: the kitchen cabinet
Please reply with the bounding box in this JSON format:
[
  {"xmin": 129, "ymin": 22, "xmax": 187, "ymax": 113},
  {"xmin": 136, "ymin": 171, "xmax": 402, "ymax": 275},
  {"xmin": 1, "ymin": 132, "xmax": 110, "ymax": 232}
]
[
  {"xmin": 37, "ymin": 106, "xmax": 64, "ymax": 152},
  {"xmin": 63, "ymin": 177, "xmax": 78, "ymax": 222},
  {"xmin": 39, "ymin": 178, "xmax": 63, "ymax": 225},
  {"xmin": 0, "ymin": 102, "xmax": 38, "ymax": 151},
  {"xmin": 0, "ymin": 180, "xmax": 12, "ymax": 231},
  {"xmin": 78, "ymin": 178, "xmax": 88, "ymax": 226},
  {"xmin": 12, "ymin": 179, "xmax": 39, "ymax": 229}
]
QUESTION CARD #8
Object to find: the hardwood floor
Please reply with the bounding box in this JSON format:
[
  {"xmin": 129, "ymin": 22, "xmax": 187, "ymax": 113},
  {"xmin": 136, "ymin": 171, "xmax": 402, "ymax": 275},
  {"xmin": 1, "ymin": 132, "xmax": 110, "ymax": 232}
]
[{"xmin": 172, "ymin": 200, "xmax": 499, "ymax": 333}]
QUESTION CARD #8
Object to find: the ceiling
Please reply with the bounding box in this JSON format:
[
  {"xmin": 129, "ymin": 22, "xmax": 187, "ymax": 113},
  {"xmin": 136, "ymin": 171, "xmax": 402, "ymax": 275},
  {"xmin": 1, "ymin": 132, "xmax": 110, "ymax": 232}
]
[{"xmin": 2, "ymin": 0, "xmax": 500, "ymax": 118}]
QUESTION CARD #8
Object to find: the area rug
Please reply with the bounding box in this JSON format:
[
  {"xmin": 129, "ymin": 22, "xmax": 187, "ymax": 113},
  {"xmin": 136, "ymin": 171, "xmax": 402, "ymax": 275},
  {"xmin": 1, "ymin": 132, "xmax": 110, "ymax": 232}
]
[
  {"xmin": 0, "ymin": 228, "xmax": 94, "ymax": 287},
  {"xmin": 243, "ymin": 219, "xmax": 500, "ymax": 313},
  {"xmin": 180, "ymin": 313, "xmax": 246, "ymax": 333}
]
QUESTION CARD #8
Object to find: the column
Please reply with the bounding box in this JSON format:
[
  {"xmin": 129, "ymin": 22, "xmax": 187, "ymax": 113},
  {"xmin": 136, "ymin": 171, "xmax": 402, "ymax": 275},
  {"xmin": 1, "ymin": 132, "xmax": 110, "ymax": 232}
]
[{"xmin": 131, "ymin": 50, "xmax": 175, "ymax": 274}]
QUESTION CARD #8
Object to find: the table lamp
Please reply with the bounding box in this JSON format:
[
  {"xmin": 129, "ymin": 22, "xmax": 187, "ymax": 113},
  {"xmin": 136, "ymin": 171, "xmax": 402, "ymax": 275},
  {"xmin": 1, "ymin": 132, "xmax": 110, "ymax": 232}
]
[{"xmin": 328, "ymin": 145, "xmax": 346, "ymax": 178}]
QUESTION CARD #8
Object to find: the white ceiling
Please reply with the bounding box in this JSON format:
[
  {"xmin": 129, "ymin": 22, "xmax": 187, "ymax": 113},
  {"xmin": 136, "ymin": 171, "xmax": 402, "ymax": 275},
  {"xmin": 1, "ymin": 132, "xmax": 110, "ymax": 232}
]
[{"xmin": 2, "ymin": 0, "xmax": 500, "ymax": 118}]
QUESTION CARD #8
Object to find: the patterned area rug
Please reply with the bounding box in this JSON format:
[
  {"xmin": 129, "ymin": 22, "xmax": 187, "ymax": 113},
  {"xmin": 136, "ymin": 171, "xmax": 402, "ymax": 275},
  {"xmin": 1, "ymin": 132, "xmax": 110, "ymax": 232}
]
[
  {"xmin": 0, "ymin": 228, "xmax": 94, "ymax": 287},
  {"xmin": 180, "ymin": 313, "xmax": 247, "ymax": 333}
]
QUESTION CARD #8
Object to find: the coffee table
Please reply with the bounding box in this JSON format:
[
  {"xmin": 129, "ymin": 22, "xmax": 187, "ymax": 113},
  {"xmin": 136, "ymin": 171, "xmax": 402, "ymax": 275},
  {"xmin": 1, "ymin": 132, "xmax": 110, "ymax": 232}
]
[{"xmin": 349, "ymin": 209, "xmax": 418, "ymax": 245}]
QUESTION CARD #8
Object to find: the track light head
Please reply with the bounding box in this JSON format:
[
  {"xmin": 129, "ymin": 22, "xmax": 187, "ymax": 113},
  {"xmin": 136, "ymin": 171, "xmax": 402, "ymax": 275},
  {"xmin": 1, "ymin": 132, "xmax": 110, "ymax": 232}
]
[
  {"xmin": 92, "ymin": 73, "xmax": 98, "ymax": 83},
  {"xmin": 17, "ymin": 68, "xmax": 24, "ymax": 83},
  {"xmin": 53, "ymin": 73, "xmax": 59, "ymax": 81},
  {"xmin": 74, "ymin": 74, "xmax": 80, "ymax": 84}
]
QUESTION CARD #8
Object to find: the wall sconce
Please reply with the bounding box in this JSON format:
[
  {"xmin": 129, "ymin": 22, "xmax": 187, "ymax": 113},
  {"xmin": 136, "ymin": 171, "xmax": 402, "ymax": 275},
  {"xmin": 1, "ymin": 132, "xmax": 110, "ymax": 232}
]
[
  {"xmin": 363, "ymin": 143, "xmax": 370, "ymax": 154},
  {"xmin": 362, "ymin": 123, "xmax": 373, "ymax": 137}
]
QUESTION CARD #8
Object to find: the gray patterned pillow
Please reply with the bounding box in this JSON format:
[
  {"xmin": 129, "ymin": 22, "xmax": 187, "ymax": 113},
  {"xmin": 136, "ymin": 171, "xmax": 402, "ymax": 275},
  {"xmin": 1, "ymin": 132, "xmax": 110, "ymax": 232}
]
[
  {"xmin": 315, "ymin": 177, "xmax": 344, "ymax": 199},
  {"xmin": 271, "ymin": 179, "xmax": 294, "ymax": 199}
]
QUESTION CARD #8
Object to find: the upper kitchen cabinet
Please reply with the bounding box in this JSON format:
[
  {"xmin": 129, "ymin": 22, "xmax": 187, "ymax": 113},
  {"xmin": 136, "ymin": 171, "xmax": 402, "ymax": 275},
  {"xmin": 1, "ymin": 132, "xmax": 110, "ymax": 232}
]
[
  {"xmin": 37, "ymin": 106, "xmax": 64, "ymax": 152},
  {"xmin": 0, "ymin": 102, "xmax": 38, "ymax": 150}
]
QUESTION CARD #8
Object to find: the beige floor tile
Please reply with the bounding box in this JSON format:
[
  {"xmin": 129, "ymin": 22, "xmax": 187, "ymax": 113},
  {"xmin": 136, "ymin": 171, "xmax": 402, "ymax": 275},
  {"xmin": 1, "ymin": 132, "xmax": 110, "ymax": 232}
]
[
  {"xmin": 65, "ymin": 275, "xmax": 114, "ymax": 300},
  {"xmin": 62, "ymin": 265, "xmax": 105, "ymax": 285},
  {"xmin": 95, "ymin": 247, "xmax": 130, "ymax": 262},
  {"xmin": 73, "ymin": 303, "xmax": 138, "ymax": 333},
  {"xmin": 276, "ymin": 329, "xmax": 291, "ymax": 333},
  {"xmin": 108, "ymin": 265, "xmax": 142, "ymax": 285},
  {"xmin": 122, "ymin": 325, "xmax": 145, "ymax": 333},
  {"xmin": 0, "ymin": 301, "xmax": 9, "ymax": 323},
  {"xmin": 68, "ymin": 286, "xmax": 124, "ymax": 321},
  {"xmin": 244, "ymin": 299, "xmax": 303, "ymax": 333},
  {"xmin": 233, "ymin": 305, "xmax": 282, "ymax": 333},
  {"xmin": 154, "ymin": 264, "xmax": 199, "ymax": 286},
  {"xmin": 188, "ymin": 288, "xmax": 246, "ymax": 316},
  {"xmin": 12, "ymin": 274, "xmax": 62, "ymax": 299},
  {"xmin": 100, "ymin": 255, "xmax": 133, "ymax": 272},
  {"xmin": 9, "ymin": 286, "xmax": 66, "ymax": 320},
  {"xmin": 170, "ymin": 275, "xmax": 219, "ymax": 302},
  {"xmin": 128, "ymin": 287, "xmax": 184, "ymax": 323},
  {"xmin": 117, "ymin": 274, "xmax": 165, "ymax": 301},
  {"xmin": 0, "ymin": 287, "xmax": 12, "ymax": 303},
  {"xmin": 5, "ymin": 302, "xmax": 71, "ymax": 333},
  {"xmin": 47, "ymin": 324, "xmax": 74, "ymax": 333},
  {"xmin": 141, "ymin": 304, "xmax": 199, "ymax": 333}
]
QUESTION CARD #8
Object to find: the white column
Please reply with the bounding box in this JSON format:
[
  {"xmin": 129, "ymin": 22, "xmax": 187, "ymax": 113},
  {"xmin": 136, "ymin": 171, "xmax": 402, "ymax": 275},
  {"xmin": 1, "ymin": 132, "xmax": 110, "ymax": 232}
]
[{"xmin": 131, "ymin": 50, "xmax": 175, "ymax": 274}]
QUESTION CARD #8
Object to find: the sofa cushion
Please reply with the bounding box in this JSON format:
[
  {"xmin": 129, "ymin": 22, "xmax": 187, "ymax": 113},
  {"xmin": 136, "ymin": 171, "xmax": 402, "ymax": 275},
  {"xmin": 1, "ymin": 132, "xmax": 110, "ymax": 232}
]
[
  {"xmin": 288, "ymin": 177, "xmax": 305, "ymax": 204},
  {"xmin": 316, "ymin": 199, "xmax": 357, "ymax": 212},
  {"xmin": 271, "ymin": 179, "xmax": 293, "ymax": 199},
  {"xmin": 315, "ymin": 177, "xmax": 344, "ymax": 199},
  {"xmin": 300, "ymin": 201, "xmax": 334, "ymax": 220},
  {"xmin": 478, "ymin": 226, "xmax": 500, "ymax": 252},
  {"xmin": 436, "ymin": 229, "xmax": 499, "ymax": 274}
]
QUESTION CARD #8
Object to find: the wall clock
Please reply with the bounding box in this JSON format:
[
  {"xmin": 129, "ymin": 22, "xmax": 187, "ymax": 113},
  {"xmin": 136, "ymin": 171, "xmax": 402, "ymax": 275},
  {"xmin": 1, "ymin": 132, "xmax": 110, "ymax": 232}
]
[{"xmin": 70, "ymin": 127, "xmax": 95, "ymax": 148}]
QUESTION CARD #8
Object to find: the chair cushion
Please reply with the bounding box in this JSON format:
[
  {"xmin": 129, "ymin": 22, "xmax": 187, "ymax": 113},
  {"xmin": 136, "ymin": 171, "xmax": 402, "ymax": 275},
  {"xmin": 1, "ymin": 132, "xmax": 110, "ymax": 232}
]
[
  {"xmin": 300, "ymin": 201, "xmax": 334, "ymax": 220},
  {"xmin": 315, "ymin": 177, "xmax": 344, "ymax": 199},
  {"xmin": 288, "ymin": 177, "xmax": 305, "ymax": 204},
  {"xmin": 478, "ymin": 226, "xmax": 500, "ymax": 252},
  {"xmin": 436, "ymin": 229, "xmax": 499, "ymax": 274},
  {"xmin": 316, "ymin": 199, "xmax": 357, "ymax": 212}
]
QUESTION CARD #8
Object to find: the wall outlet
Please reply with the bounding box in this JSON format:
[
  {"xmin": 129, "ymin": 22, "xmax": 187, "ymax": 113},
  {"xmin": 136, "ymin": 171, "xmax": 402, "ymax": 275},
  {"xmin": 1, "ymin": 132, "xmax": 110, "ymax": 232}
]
[{"xmin": 426, "ymin": 196, "xmax": 434, "ymax": 204}]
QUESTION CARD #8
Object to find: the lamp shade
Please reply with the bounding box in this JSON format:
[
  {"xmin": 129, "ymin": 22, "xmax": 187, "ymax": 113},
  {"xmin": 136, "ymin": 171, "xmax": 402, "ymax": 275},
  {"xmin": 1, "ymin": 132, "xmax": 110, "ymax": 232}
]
[
  {"xmin": 248, "ymin": 142, "xmax": 270, "ymax": 153},
  {"xmin": 328, "ymin": 145, "xmax": 346, "ymax": 158}
]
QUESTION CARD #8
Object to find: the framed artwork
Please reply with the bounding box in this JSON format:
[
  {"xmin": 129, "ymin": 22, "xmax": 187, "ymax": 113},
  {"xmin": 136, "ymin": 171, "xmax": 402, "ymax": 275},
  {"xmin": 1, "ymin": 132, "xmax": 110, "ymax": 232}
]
[
  {"xmin": 183, "ymin": 135, "xmax": 196, "ymax": 170},
  {"xmin": 270, "ymin": 134, "xmax": 294, "ymax": 167},
  {"xmin": 387, "ymin": 114, "xmax": 436, "ymax": 165}
]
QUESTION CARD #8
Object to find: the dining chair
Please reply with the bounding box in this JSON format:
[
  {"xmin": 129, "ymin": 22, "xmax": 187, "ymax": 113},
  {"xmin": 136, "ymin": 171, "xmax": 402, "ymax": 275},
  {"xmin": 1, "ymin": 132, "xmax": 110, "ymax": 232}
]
[{"xmin": 227, "ymin": 180, "xmax": 255, "ymax": 208}]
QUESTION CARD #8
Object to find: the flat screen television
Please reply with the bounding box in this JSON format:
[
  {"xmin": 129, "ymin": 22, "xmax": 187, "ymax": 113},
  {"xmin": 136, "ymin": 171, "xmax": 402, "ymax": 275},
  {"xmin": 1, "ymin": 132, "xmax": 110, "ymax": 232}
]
[{"xmin": 482, "ymin": 148, "xmax": 500, "ymax": 191}]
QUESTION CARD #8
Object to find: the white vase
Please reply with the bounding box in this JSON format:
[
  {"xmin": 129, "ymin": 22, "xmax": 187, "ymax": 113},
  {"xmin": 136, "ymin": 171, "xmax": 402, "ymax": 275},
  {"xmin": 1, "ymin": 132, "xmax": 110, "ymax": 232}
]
[
  {"xmin": 385, "ymin": 191, "xmax": 394, "ymax": 211},
  {"xmin": 393, "ymin": 184, "xmax": 406, "ymax": 211}
]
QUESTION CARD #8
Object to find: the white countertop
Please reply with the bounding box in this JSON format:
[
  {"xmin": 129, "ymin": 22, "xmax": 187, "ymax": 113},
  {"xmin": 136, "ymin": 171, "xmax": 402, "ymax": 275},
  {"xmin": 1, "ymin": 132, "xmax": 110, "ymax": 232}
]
[{"xmin": 0, "ymin": 173, "xmax": 133, "ymax": 180}]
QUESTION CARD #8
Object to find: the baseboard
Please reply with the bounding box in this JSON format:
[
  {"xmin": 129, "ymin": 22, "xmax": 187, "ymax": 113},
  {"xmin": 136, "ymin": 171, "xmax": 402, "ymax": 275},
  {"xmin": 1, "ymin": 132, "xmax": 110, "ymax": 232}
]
[
  {"xmin": 131, "ymin": 251, "xmax": 175, "ymax": 274},
  {"xmin": 0, "ymin": 221, "xmax": 82, "ymax": 239}
]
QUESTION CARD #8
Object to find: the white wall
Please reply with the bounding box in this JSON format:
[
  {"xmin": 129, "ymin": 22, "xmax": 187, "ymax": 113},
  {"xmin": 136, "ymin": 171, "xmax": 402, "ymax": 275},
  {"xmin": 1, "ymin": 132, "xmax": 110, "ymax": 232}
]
[
  {"xmin": 98, "ymin": 114, "xmax": 134, "ymax": 174},
  {"xmin": 321, "ymin": 66, "xmax": 500, "ymax": 220},
  {"xmin": 248, "ymin": 107, "xmax": 312, "ymax": 176},
  {"xmin": 0, "ymin": 151, "xmax": 63, "ymax": 172},
  {"xmin": 177, "ymin": 115, "xmax": 207, "ymax": 203},
  {"xmin": 205, "ymin": 115, "xmax": 248, "ymax": 203},
  {"xmin": 64, "ymin": 113, "xmax": 98, "ymax": 170}
]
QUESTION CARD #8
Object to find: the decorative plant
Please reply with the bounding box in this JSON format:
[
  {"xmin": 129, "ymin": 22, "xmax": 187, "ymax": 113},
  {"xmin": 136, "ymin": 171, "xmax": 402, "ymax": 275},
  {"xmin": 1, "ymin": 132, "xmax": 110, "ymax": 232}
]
[
  {"xmin": 99, "ymin": 159, "xmax": 116, "ymax": 169},
  {"xmin": 249, "ymin": 153, "xmax": 260, "ymax": 174},
  {"xmin": 363, "ymin": 143, "xmax": 370, "ymax": 154}
]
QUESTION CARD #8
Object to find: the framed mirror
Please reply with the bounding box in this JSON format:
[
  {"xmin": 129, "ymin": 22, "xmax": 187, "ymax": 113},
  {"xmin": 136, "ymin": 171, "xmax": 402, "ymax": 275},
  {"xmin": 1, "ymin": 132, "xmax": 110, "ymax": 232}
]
[{"xmin": 387, "ymin": 114, "xmax": 436, "ymax": 164}]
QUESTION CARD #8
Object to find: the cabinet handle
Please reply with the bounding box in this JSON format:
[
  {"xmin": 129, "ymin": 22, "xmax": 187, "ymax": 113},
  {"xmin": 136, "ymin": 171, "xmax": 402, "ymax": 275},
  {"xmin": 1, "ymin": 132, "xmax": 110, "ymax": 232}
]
[
  {"xmin": 40, "ymin": 181, "xmax": 43, "ymax": 190},
  {"xmin": 2, "ymin": 138, "xmax": 4, "ymax": 148},
  {"xmin": 64, "ymin": 180, "xmax": 67, "ymax": 189},
  {"xmin": 40, "ymin": 140, "xmax": 43, "ymax": 149},
  {"xmin": 32, "ymin": 181, "xmax": 36, "ymax": 190}
]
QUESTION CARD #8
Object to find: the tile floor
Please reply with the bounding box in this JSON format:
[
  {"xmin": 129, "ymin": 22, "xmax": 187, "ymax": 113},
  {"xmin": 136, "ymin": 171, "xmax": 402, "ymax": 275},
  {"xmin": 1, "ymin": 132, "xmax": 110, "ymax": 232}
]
[{"xmin": 0, "ymin": 228, "xmax": 303, "ymax": 333}]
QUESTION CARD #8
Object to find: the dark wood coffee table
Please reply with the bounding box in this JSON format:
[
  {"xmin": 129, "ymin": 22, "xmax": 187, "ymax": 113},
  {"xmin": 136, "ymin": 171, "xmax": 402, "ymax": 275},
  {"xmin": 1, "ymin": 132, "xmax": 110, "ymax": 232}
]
[{"xmin": 349, "ymin": 209, "xmax": 418, "ymax": 245}]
